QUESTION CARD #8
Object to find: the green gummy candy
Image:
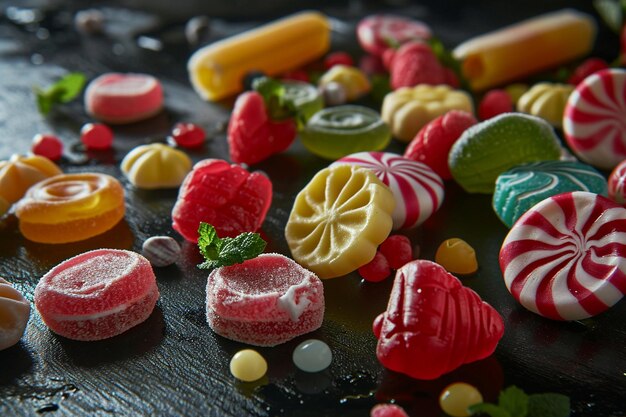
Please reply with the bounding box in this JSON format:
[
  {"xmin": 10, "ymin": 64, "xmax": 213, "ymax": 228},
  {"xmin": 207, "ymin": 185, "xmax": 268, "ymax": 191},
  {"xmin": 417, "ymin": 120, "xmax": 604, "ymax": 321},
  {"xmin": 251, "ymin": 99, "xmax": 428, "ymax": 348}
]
[
  {"xmin": 449, "ymin": 113, "xmax": 563, "ymax": 194},
  {"xmin": 283, "ymin": 81, "xmax": 324, "ymax": 124}
]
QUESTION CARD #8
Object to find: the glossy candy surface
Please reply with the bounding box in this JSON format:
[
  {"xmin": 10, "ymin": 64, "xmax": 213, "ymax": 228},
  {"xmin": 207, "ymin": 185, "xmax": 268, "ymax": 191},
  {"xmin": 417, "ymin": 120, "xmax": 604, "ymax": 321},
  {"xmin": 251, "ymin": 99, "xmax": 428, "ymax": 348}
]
[
  {"xmin": 439, "ymin": 383, "xmax": 483, "ymax": 417},
  {"xmin": 292, "ymin": 339, "xmax": 332, "ymax": 372},
  {"xmin": 318, "ymin": 65, "xmax": 370, "ymax": 102},
  {"xmin": 142, "ymin": 236, "xmax": 181, "ymax": 267},
  {"xmin": 608, "ymin": 159, "xmax": 626, "ymax": 205},
  {"xmin": 0, "ymin": 277, "xmax": 30, "ymax": 351},
  {"xmin": 171, "ymin": 123, "xmax": 206, "ymax": 148},
  {"xmin": 283, "ymin": 81, "xmax": 324, "ymax": 123},
  {"xmin": 517, "ymin": 82, "xmax": 574, "ymax": 128},
  {"xmin": 80, "ymin": 123, "xmax": 114, "ymax": 150},
  {"xmin": 32, "ymin": 134, "xmax": 63, "ymax": 161},
  {"xmin": 121, "ymin": 143, "xmax": 192, "ymax": 189},
  {"xmin": 435, "ymin": 238, "xmax": 478, "ymax": 275},
  {"xmin": 230, "ymin": 350, "xmax": 267, "ymax": 382}
]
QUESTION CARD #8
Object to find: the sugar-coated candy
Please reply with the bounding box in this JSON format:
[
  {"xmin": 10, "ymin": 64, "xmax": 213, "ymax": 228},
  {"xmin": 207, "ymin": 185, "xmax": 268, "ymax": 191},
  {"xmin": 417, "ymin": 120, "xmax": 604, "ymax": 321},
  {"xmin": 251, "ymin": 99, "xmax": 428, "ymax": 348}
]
[
  {"xmin": 35, "ymin": 249, "xmax": 159, "ymax": 340},
  {"xmin": 300, "ymin": 106, "xmax": 391, "ymax": 160},
  {"xmin": 608, "ymin": 159, "xmax": 626, "ymax": 205},
  {"xmin": 500, "ymin": 191, "xmax": 626, "ymax": 321},
  {"xmin": 358, "ymin": 251, "xmax": 391, "ymax": 282},
  {"xmin": 172, "ymin": 159, "xmax": 272, "ymax": 241},
  {"xmin": 230, "ymin": 349, "xmax": 267, "ymax": 382},
  {"xmin": 517, "ymin": 83, "xmax": 574, "ymax": 128},
  {"xmin": 292, "ymin": 339, "xmax": 332, "ymax": 372},
  {"xmin": 333, "ymin": 152, "xmax": 444, "ymax": 229},
  {"xmin": 0, "ymin": 278, "xmax": 30, "ymax": 351},
  {"xmin": 15, "ymin": 173, "xmax": 125, "ymax": 244},
  {"xmin": 85, "ymin": 73, "xmax": 163, "ymax": 124},
  {"xmin": 435, "ymin": 238, "xmax": 478, "ymax": 275},
  {"xmin": 493, "ymin": 160, "xmax": 608, "ymax": 228},
  {"xmin": 121, "ymin": 143, "xmax": 192, "ymax": 189},
  {"xmin": 206, "ymin": 253, "xmax": 324, "ymax": 346},
  {"xmin": 404, "ymin": 110, "xmax": 477, "ymax": 180},
  {"xmin": 439, "ymin": 383, "xmax": 483, "ymax": 417},
  {"xmin": 563, "ymin": 69, "xmax": 626, "ymax": 170},
  {"xmin": 171, "ymin": 122, "xmax": 206, "ymax": 148},
  {"xmin": 32, "ymin": 134, "xmax": 63, "ymax": 161},
  {"xmin": 379, "ymin": 234, "xmax": 412, "ymax": 270},
  {"xmin": 373, "ymin": 260, "xmax": 504, "ymax": 380},
  {"xmin": 370, "ymin": 403, "xmax": 409, "ymax": 417},
  {"xmin": 318, "ymin": 65, "xmax": 371, "ymax": 102},
  {"xmin": 285, "ymin": 164, "xmax": 394, "ymax": 279},
  {"xmin": 478, "ymin": 90, "xmax": 513, "ymax": 121},
  {"xmin": 142, "ymin": 236, "xmax": 181, "ymax": 267},
  {"xmin": 449, "ymin": 113, "xmax": 562, "ymax": 194},
  {"xmin": 381, "ymin": 84, "xmax": 473, "ymax": 142},
  {"xmin": 357, "ymin": 15, "xmax": 431, "ymax": 57},
  {"xmin": 80, "ymin": 123, "xmax": 114, "ymax": 150}
]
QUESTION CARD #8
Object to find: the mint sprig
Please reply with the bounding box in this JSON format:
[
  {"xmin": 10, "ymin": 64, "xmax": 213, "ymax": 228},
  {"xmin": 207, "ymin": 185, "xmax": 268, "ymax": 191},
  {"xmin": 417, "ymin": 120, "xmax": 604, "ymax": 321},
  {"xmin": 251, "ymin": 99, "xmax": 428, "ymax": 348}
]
[
  {"xmin": 469, "ymin": 386, "xmax": 570, "ymax": 417},
  {"xmin": 197, "ymin": 222, "xmax": 266, "ymax": 271},
  {"xmin": 34, "ymin": 72, "xmax": 86, "ymax": 115},
  {"xmin": 427, "ymin": 37, "xmax": 468, "ymax": 89},
  {"xmin": 252, "ymin": 76, "xmax": 299, "ymax": 121}
]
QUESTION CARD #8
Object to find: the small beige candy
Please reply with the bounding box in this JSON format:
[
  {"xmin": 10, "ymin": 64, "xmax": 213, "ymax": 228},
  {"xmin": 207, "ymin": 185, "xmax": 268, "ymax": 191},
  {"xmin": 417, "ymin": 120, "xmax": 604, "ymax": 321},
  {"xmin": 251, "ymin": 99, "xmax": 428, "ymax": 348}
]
[{"xmin": 0, "ymin": 277, "xmax": 31, "ymax": 351}]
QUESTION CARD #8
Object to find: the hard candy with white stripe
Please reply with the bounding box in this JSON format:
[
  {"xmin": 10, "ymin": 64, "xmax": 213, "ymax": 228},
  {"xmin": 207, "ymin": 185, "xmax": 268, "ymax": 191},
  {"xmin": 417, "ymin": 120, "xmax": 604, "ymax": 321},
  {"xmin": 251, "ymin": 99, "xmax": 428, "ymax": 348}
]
[
  {"xmin": 493, "ymin": 160, "xmax": 607, "ymax": 228},
  {"xmin": 333, "ymin": 152, "xmax": 444, "ymax": 229},
  {"xmin": 499, "ymin": 191, "xmax": 626, "ymax": 320},
  {"xmin": 563, "ymin": 69, "xmax": 626, "ymax": 170},
  {"xmin": 608, "ymin": 159, "xmax": 626, "ymax": 205}
]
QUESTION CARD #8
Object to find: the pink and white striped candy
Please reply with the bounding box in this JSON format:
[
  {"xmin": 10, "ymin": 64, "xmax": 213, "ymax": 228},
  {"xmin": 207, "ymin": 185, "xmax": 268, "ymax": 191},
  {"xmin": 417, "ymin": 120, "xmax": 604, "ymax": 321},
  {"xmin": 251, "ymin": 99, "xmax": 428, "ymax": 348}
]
[
  {"xmin": 563, "ymin": 69, "xmax": 626, "ymax": 170},
  {"xmin": 332, "ymin": 152, "xmax": 444, "ymax": 229},
  {"xmin": 608, "ymin": 159, "xmax": 626, "ymax": 205},
  {"xmin": 357, "ymin": 15, "xmax": 432, "ymax": 57},
  {"xmin": 499, "ymin": 191, "xmax": 626, "ymax": 321}
]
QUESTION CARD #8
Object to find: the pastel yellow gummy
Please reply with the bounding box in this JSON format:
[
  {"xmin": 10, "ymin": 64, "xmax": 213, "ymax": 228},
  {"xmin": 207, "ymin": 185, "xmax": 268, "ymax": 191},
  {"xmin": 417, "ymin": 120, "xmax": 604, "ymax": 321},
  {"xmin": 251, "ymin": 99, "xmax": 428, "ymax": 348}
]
[
  {"xmin": 435, "ymin": 238, "xmax": 478, "ymax": 275},
  {"xmin": 121, "ymin": 143, "xmax": 192, "ymax": 189},
  {"xmin": 0, "ymin": 277, "xmax": 31, "ymax": 351},
  {"xmin": 381, "ymin": 84, "xmax": 473, "ymax": 142},
  {"xmin": 230, "ymin": 349, "xmax": 267, "ymax": 382},
  {"xmin": 505, "ymin": 83, "xmax": 529, "ymax": 105},
  {"xmin": 189, "ymin": 12, "xmax": 330, "ymax": 101},
  {"xmin": 318, "ymin": 65, "xmax": 371, "ymax": 101},
  {"xmin": 516, "ymin": 82, "xmax": 574, "ymax": 128},
  {"xmin": 0, "ymin": 154, "xmax": 62, "ymax": 206},
  {"xmin": 453, "ymin": 9, "xmax": 596, "ymax": 91},
  {"xmin": 285, "ymin": 164, "xmax": 395, "ymax": 279}
]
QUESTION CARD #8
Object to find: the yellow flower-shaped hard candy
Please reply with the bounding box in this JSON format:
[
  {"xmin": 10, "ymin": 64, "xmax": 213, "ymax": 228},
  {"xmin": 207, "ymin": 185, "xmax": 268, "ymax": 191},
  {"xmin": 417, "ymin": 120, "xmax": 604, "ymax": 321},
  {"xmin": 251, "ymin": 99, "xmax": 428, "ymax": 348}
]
[
  {"xmin": 121, "ymin": 143, "xmax": 192, "ymax": 189},
  {"xmin": 285, "ymin": 164, "xmax": 395, "ymax": 279},
  {"xmin": 517, "ymin": 82, "xmax": 574, "ymax": 128},
  {"xmin": 318, "ymin": 65, "xmax": 371, "ymax": 101},
  {"xmin": 381, "ymin": 85, "xmax": 473, "ymax": 142},
  {"xmin": 0, "ymin": 277, "xmax": 30, "ymax": 351},
  {"xmin": 0, "ymin": 154, "xmax": 62, "ymax": 210}
]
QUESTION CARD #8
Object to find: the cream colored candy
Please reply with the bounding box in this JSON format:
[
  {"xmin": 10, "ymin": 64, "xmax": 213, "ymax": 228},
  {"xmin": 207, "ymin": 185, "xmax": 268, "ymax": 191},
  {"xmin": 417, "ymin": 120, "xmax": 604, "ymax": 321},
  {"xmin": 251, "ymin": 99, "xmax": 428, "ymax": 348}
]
[
  {"xmin": 121, "ymin": 143, "xmax": 192, "ymax": 189},
  {"xmin": 517, "ymin": 82, "xmax": 574, "ymax": 128},
  {"xmin": 0, "ymin": 278, "xmax": 30, "ymax": 351}
]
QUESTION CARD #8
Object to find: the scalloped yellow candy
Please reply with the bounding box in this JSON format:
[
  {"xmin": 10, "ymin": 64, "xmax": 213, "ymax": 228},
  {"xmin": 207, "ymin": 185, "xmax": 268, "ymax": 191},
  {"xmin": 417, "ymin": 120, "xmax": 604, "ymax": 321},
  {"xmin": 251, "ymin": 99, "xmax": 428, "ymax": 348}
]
[
  {"xmin": 435, "ymin": 238, "xmax": 478, "ymax": 275},
  {"xmin": 318, "ymin": 65, "xmax": 371, "ymax": 101},
  {"xmin": 516, "ymin": 82, "xmax": 574, "ymax": 128},
  {"xmin": 0, "ymin": 154, "xmax": 62, "ymax": 206},
  {"xmin": 121, "ymin": 143, "xmax": 192, "ymax": 189},
  {"xmin": 285, "ymin": 164, "xmax": 395, "ymax": 279},
  {"xmin": 381, "ymin": 84, "xmax": 473, "ymax": 142}
]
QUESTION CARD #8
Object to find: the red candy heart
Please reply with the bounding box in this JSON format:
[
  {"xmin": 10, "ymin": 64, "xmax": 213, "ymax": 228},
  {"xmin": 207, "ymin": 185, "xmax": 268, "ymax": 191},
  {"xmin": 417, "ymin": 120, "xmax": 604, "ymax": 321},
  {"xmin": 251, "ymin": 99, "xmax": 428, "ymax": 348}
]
[
  {"xmin": 171, "ymin": 159, "xmax": 272, "ymax": 241},
  {"xmin": 373, "ymin": 260, "xmax": 504, "ymax": 380}
]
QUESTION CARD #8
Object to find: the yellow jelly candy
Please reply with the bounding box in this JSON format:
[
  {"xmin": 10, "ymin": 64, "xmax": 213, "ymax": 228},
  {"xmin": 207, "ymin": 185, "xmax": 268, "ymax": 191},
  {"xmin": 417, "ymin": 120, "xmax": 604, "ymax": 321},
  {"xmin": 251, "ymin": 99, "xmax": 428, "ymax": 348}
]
[
  {"xmin": 285, "ymin": 164, "xmax": 395, "ymax": 279},
  {"xmin": 230, "ymin": 349, "xmax": 267, "ymax": 382},
  {"xmin": 439, "ymin": 382, "xmax": 483, "ymax": 417},
  {"xmin": 318, "ymin": 65, "xmax": 371, "ymax": 101},
  {"xmin": 517, "ymin": 82, "xmax": 574, "ymax": 128},
  {"xmin": 435, "ymin": 238, "xmax": 478, "ymax": 275},
  {"xmin": 121, "ymin": 143, "xmax": 192, "ymax": 189}
]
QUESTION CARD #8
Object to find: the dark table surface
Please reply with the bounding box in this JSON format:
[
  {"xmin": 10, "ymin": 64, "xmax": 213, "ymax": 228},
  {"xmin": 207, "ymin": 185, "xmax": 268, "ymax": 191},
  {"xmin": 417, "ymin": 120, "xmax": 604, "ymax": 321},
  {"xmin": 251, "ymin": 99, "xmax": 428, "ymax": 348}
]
[{"xmin": 1, "ymin": 1, "xmax": 625, "ymax": 416}]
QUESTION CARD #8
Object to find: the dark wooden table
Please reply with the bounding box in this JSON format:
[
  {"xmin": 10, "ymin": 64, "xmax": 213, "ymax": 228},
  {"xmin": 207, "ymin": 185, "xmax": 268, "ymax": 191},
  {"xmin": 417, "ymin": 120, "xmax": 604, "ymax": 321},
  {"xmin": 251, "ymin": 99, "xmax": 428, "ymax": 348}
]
[{"xmin": 1, "ymin": 1, "xmax": 625, "ymax": 416}]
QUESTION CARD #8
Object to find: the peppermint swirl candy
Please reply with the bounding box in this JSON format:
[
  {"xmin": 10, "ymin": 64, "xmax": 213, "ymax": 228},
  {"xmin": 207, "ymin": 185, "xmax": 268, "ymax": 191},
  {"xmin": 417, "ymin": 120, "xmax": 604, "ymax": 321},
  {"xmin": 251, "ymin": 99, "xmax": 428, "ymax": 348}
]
[
  {"xmin": 333, "ymin": 152, "xmax": 444, "ymax": 229},
  {"xmin": 563, "ymin": 69, "xmax": 626, "ymax": 170},
  {"xmin": 608, "ymin": 159, "xmax": 626, "ymax": 205},
  {"xmin": 493, "ymin": 160, "xmax": 607, "ymax": 228},
  {"xmin": 499, "ymin": 191, "xmax": 626, "ymax": 320}
]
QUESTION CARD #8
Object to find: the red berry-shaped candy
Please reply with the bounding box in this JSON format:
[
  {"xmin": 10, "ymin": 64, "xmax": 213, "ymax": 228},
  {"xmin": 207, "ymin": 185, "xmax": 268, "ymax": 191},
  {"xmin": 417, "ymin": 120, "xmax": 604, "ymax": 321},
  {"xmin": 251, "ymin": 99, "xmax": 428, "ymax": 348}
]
[
  {"xmin": 32, "ymin": 134, "xmax": 63, "ymax": 161},
  {"xmin": 567, "ymin": 58, "xmax": 609, "ymax": 86},
  {"xmin": 379, "ymin": 235, "xmax": 412, "ymax": 269},
  {"xmin": 324, "ymin": 51, "xmax": 354, "ymax": 70},
  {"xmin": 80, "ymin": 123, "xmax": 114, "ymax": 150},
  {"xmin": 389, "ymin": 42, "xmax": 448, "ymax": 90},
  {"xmin": 358, "ymin": 251, "xmax": 391, "ymax": 282},
  {"xmin": 171, "ymin": 122, "xmax": 206, "ymax": 148},
  {"xmin": 478, "ymin": 90, "xmax": 513, "ymax": 121}
]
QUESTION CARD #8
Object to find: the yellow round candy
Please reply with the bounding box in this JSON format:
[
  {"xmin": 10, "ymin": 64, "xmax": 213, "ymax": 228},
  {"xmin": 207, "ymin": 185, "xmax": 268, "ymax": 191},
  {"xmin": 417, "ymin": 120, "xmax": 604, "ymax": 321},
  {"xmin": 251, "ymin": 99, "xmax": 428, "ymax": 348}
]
[
  {"xmin": 121, "ymin": 143, "xmax": 192, "ymax": 189},
  {"xmin": 516, "ymin": 82, "xmax": 574, "ymax": 128},
  {"xmin": 318, "ymin": 65, "xmax": 371, "ymax": 101},
  {"xmin": 229, "ymin": 349, "xmax": 267, "ymax": 382},
  {"xmin": 439, "ymin": 382, "xmax": 483, "ymax": 417},
  {"xmin": 435, "ymin": 238, "xmax": 478, "ymax": 275}
]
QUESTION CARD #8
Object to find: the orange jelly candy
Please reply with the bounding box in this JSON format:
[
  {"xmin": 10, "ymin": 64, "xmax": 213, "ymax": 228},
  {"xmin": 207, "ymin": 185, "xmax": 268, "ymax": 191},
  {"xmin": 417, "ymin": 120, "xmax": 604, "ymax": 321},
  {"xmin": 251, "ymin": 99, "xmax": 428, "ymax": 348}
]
[
  {"xmin": 435, "ymin": 238, "xmax": 478, "ymax": 275},
  {"xmin": 15, "ymin": 173, "xmax": 125, "ymax": 244}
]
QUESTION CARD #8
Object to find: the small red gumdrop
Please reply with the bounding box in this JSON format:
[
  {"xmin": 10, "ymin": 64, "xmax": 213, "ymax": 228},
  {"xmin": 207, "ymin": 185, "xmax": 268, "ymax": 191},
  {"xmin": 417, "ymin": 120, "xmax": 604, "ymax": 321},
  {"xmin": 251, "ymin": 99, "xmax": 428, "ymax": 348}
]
[
  {"xmin": 374, "ymin": 260, "xmax": 504, "ymax": 380},
  {"xmin": 567, "ymin": 58, "xmax": 609, "ymax": 86},
  {"xmin": 404, "ymin": 110, "xmax": 477, "ymax": 180},
  {"xmin": 80, "ymin": 123, "xmax": 114, "ymax": 150},
  {"xmin": 379, "ymin": 235, "xmax": 412, "ymax": 270},
  {"xmin": 324, "ymin": 51, "xmax": 355, "ymax": 70},
  {"xmin": 478, "ymin": 90, "xmax": 513, "ymax": 121},
  {"xmin": 370, "ymin": 403, "xmax": 409, "ymax": 417},
  {"xmin": 359, "ymin": 251, "xmax": 391, "ymax": 282},
  {"xmin": 32, "ymin": 134, "xmax": 63, "ymax": 161},
  {"xmin": 171, "ymin": 122, "xmax": 206, "ymax": 148},
  {"xmin": 281, "ymin": 69, "xmax": 310, "ymax": 83}
]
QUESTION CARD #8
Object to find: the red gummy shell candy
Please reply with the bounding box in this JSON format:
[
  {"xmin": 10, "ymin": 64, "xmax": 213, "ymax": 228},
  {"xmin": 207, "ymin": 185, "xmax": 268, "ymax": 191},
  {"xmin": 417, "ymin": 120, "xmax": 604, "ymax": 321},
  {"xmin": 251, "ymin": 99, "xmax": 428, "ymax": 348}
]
[
  {"xmin": 373, "ymin": 260, "xmax": 504, "ymax": 380},
  {"xmin": 172, "ymin": 158, "xmax": 272, "ymax": 241}
]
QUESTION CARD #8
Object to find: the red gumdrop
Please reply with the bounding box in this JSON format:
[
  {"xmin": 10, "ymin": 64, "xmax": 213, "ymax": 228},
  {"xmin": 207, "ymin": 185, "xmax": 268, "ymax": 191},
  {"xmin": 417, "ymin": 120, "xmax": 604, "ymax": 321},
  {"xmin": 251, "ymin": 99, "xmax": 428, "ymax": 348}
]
[
  {"xmin": 80, "ymin": 123, "xmax": 114, "ymax": 150},
  {"xmin": 567, "ymin": 58, "xmax": 609, "ymax": 86},
  {"xmin": 478, "ymin": 90, "xmax": 513, "ymax": 121},
  {"xmin": 374, "ymin": 260, "xmax": 504, "ymax": 380},
  {"xmin": 359, "ymin": 251, "xmax": 392, "ymax": 282},
  {"xmin": 32, "ymin": 134, "xmax": 63, "ymax": 161},
  {"xmin": 171, "ymin": 122, "xmax": 206, "ymax": 148},
  {"xmin": 324, "ymin": 51, "xmax": 355, "ymax": 70},
  {"xmin": 379, "ymin": 235, "xmax": 412, "ymax": 270},
  {"xmin": 370, "ymin": 403, "xmax": 409, "ymax": 417},
  {"xmin": 171, "ymin": 158, "xmax": 272, "ymax": 241},
  {"xmin": 404, "ymin": 110, "xmax": 477, "ymax": 180}
]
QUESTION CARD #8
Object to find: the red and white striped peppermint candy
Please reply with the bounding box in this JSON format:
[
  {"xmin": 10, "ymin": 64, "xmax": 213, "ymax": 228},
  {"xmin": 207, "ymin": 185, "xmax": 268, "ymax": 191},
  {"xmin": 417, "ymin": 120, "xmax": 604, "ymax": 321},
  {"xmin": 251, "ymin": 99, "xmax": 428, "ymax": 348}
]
[
  {"xmin": 563, "ymin": 69, "xmax": 626, "ymax": 170},
  {"xmin": 333, "ymin": 151, "xmax": 444, "ymax": 229},
  {"xmin": 499, "ymin": 191, "xmax": 626, "ymax": 321},
  {"xmin": 357, "ymin": 15, "xmax": 432, "ymax": 57},
  {"xmin": 608, "ymin": 159, "xmax": 626, "ymax": 205}
]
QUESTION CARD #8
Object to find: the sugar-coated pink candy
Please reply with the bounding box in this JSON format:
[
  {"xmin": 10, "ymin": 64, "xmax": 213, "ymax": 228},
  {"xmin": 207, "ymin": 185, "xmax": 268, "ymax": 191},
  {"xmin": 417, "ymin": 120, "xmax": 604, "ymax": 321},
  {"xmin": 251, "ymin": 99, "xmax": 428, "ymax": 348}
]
[
  {"xmin": 563, "ymin": 69, "xmax": 626, "ymax": 170},
  {"xmin": 35, "ymin": 249, "xmax": 159, "ymax": 341},
  {"xmin": 85, "ymin": 73, "xmax": 163, "ymax": 124},
  {"xmin": 608, "ymin": 159, "xmax": 626, "ymax": 205},
  {"xmin": 500, "ymin": 191, "xmax": 626, "ymax": 321},
  {"xmin": 333, "ymin": 152, "xmax": 444, "ymax": 229},
  {"xmin": 206, "ymin": 253, "xmax": 324, "ymax": 347}
]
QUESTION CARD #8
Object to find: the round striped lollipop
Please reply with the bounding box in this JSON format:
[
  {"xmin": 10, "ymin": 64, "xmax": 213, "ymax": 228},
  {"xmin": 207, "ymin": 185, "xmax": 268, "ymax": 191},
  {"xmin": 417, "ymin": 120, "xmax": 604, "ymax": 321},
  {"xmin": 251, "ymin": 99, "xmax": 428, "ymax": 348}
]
[
  {"xmin": 499, "ymin": 191, "xmax": 626, "ymax": 320},
  {"xmin": 563, "ymin": 69, "xmax": 626, "ymax": 170},
  {"xmin": 333, "ymin": 152, "xmax": 444, "ymax": 229}
]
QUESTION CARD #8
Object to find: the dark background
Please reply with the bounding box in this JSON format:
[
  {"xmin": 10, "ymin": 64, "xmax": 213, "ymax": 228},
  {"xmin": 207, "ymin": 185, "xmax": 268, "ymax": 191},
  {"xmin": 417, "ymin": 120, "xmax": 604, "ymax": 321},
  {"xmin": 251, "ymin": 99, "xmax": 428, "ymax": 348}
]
[{"xmin": 0, "ymin": 1, "xmax": 625, "ymax": 416}]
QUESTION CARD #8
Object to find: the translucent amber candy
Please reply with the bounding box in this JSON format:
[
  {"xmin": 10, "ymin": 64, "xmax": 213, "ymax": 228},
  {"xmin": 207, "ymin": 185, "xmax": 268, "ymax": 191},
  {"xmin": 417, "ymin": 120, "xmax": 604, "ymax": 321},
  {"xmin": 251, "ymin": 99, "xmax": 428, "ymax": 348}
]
[{"xmin": 0, "ymin": 277, "xmax": 30, "ymax": 351}]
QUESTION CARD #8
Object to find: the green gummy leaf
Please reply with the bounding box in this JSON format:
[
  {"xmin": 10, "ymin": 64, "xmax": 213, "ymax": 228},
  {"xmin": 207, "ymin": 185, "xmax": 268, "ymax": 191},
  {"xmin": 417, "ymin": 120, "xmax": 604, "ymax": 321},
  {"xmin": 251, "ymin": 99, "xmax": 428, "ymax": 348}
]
[
  {"xmin": 54, "ymin": 72, "xmax": 87, "ymax": 102},
  {"xmin": 498, "ymin": 385, "xmax": 529, "ymax": 417},
  {"xmin": 469, "ymin": 403, "xmax": 512, "ymax": 417},
  {"xmin": 527, "ymin": 393, "xmax": 570, "ymax": 417},
  {"xmin": 218, "ymin": 233, "xmax": 266, "ymax": 267},
  {"xmin": 594, "ymin": 0, "xmax": 623, "ymax": 33}
]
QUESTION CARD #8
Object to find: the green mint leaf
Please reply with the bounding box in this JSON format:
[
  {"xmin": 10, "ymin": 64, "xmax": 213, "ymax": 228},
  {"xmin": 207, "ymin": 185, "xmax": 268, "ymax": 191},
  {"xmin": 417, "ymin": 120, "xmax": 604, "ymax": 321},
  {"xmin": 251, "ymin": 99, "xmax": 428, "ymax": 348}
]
[
  {"xmin": 469, "ymin": 403, "xmax": 512, "ymax": 417},
  {"xmin": 54, "ymin": 72, "xmax": 87, "ymax": 102},
  {"xmin": 427, "ymin": 37, "xmax": 469, "ymax": 89},
  {"xmin": 252, "ymin": 76, "xmax": 296, "ymax": 120},
  {"xmin": 197, "ymin": 259, "xmax": 221, "ymax": 270},
  {"xmin": 197, "ymin": 222, "xmax": 222, "ymax": 262},
  {"xmin": 594, "ymin": 0, "xmax": 623, "ymax": 33},
  {"xmin": 34, "ymin": 87, "xmax": 53, "ymax": 115},
  {"xmin": 218, "ymin": 233, "xmax": 266, "ymax": 267},
  {"xmin": 498, "ymin": 385, "xmax": 529, "ymax": 417},
  {"xmin": 527, "ymin": 394, "xmax": 570, "ymax": 417}
]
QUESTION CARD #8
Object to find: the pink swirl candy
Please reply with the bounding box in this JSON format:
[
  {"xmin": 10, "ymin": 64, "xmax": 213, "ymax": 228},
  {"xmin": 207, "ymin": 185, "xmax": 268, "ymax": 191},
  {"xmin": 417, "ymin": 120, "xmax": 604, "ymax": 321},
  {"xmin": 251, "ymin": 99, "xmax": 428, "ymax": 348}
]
[
  {"xmin": 499, "ymin": 191, "xmax": 626, "ymax": 320},
  {"xmin": 333, "ymin": 152, "xmax": 444, "ymax": 229},
  {"xmin": 563, "ymin": 69, "xmax": 626, "ymax": 170},
  {"xmin": 608, "ymin": 159, "xmax": 626, "ymax": 205}
]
